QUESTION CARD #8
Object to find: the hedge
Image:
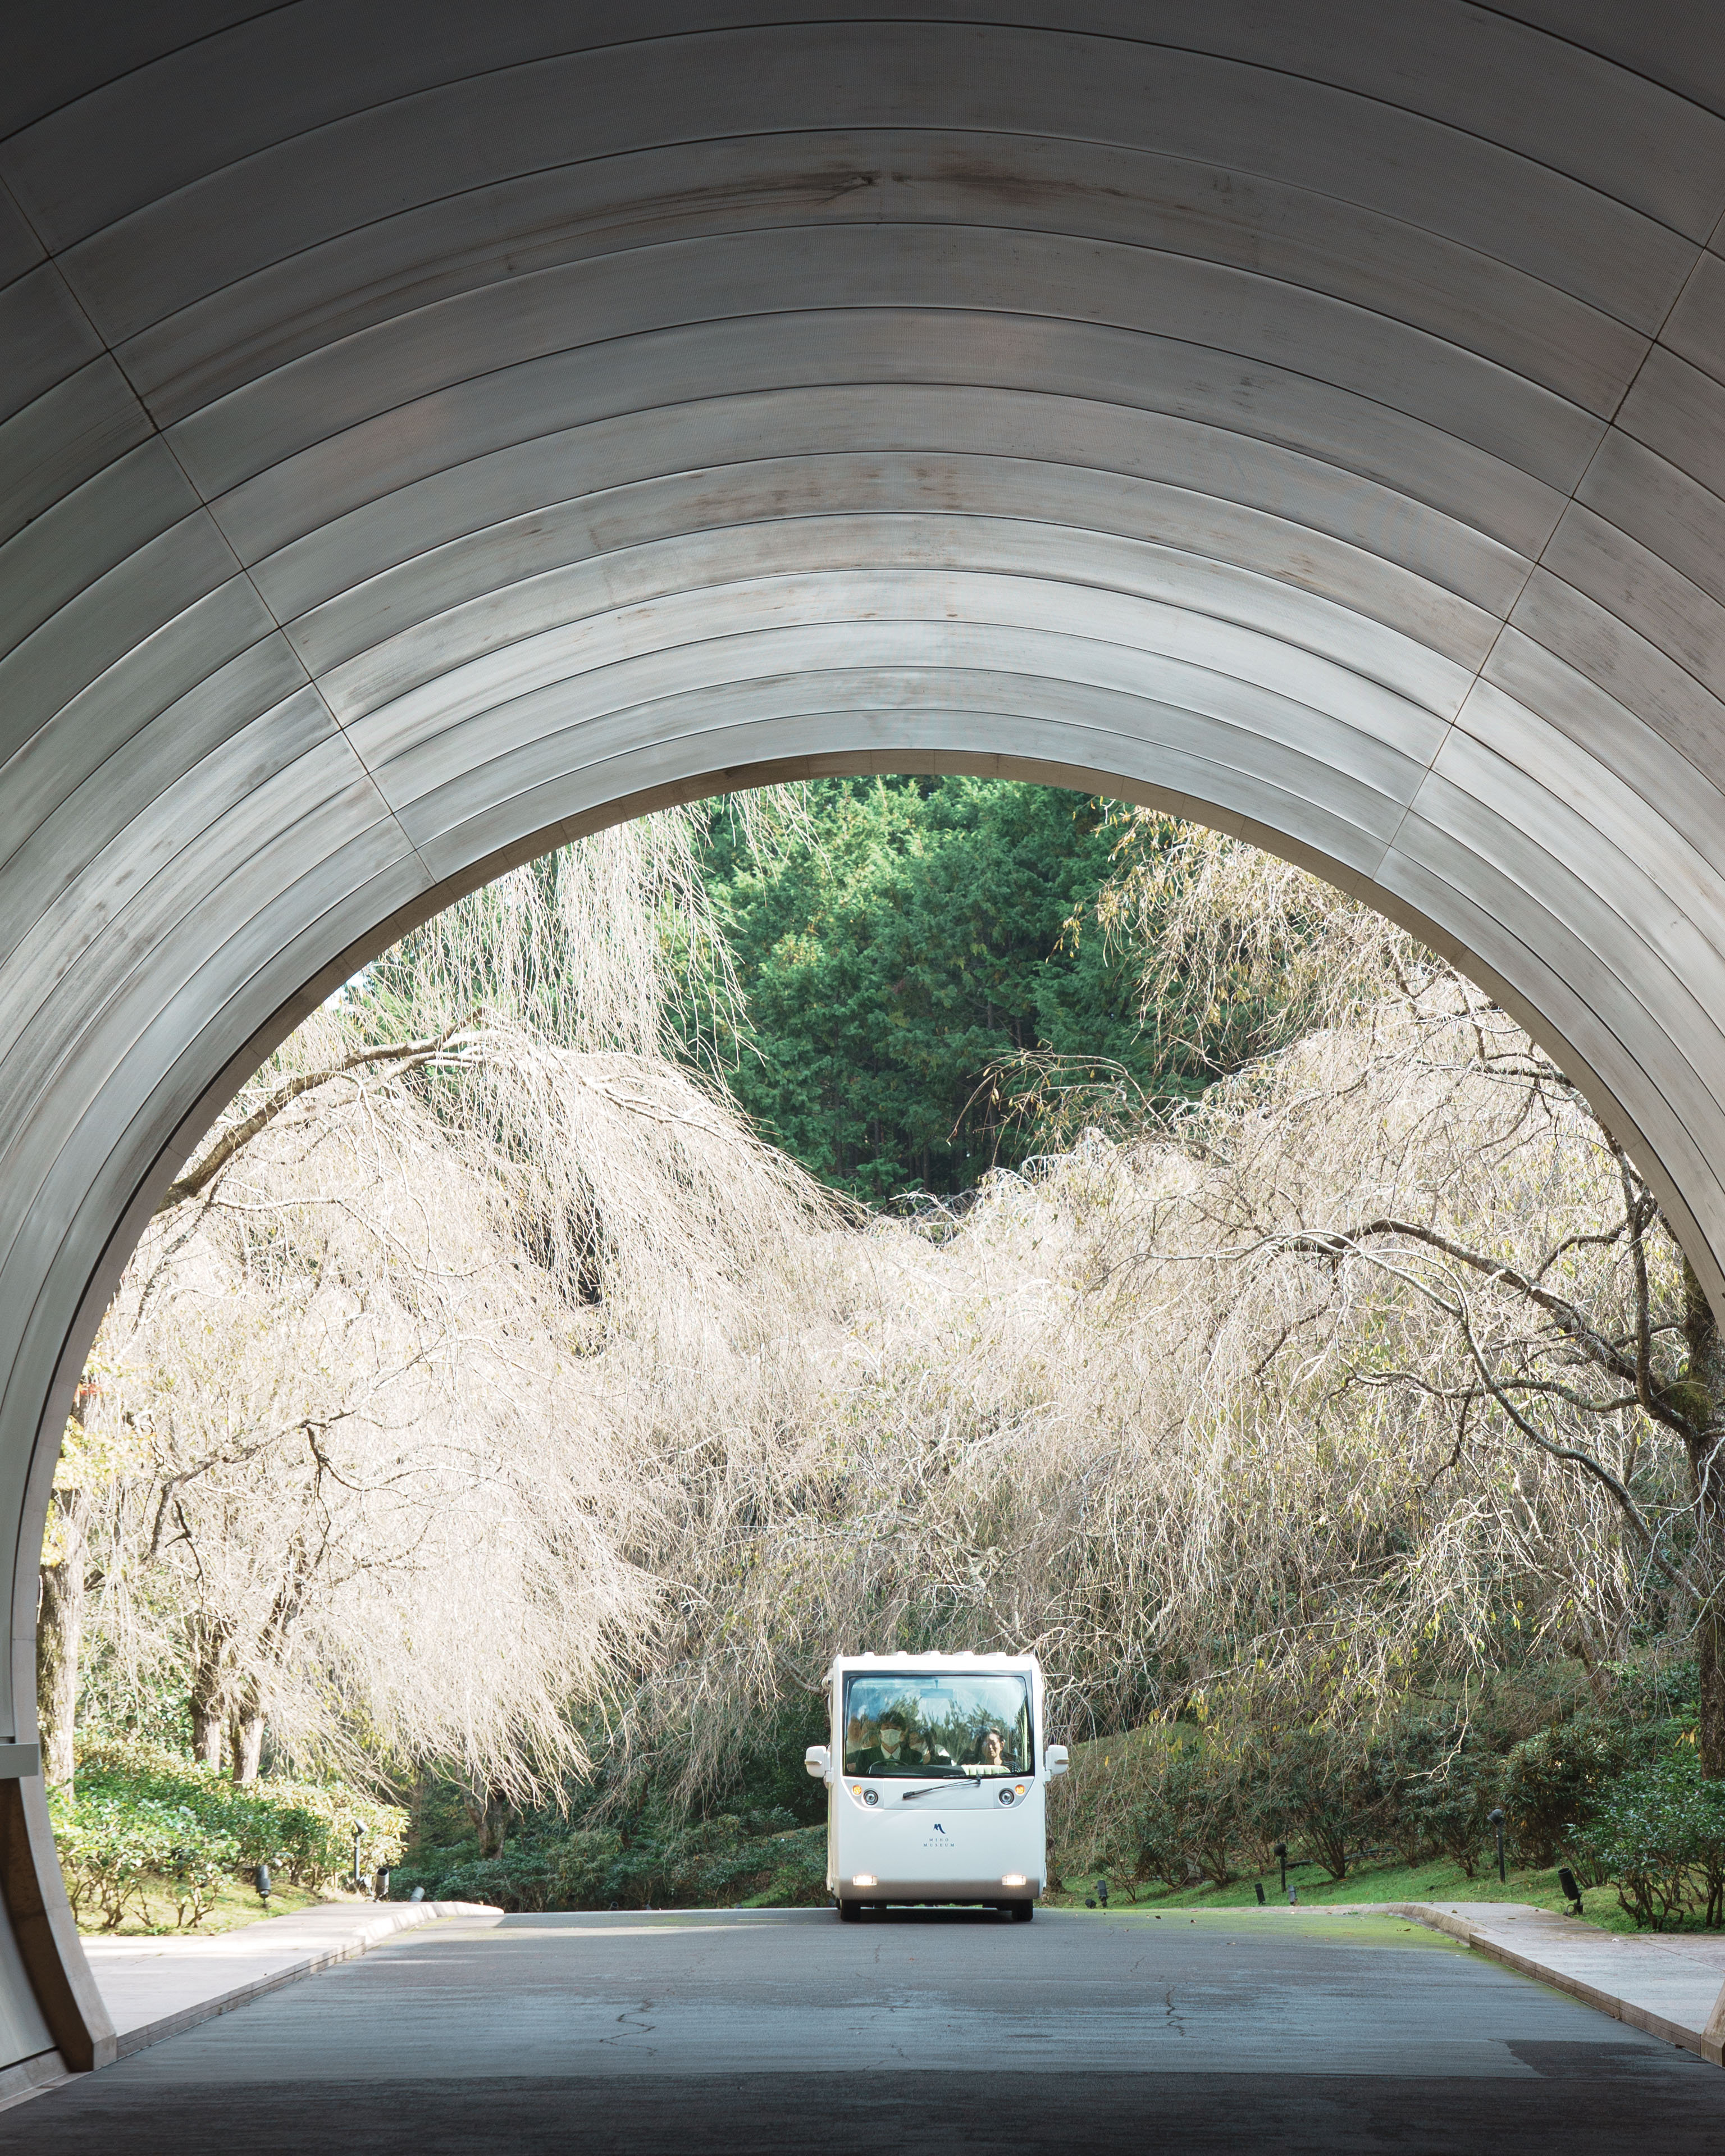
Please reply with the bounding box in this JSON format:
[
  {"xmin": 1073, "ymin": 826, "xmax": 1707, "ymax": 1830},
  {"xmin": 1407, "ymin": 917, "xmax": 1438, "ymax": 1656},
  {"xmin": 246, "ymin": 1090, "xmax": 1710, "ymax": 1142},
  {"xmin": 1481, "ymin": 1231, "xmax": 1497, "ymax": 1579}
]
[
  {"xmin": 397, "ymin": 1814, "xmax": 828, "ymax": 1913},
  {"xmin": 52, "ymin": 1741, "xmax": 408, "ymax": 1930}
]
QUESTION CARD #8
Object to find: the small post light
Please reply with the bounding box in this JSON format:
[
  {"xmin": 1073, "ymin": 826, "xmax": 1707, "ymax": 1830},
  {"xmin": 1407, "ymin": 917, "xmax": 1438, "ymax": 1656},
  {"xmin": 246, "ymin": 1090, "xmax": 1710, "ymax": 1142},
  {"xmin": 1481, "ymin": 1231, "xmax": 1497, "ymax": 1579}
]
[
  {"xmin": 1274, "ymin": 1840, "xmax": 1288, "ymax": 1897},
  {"xmin": 1557, "ymin": 1866, "xmax": 1583, "ymax": 1915},
  {"xmin": 1254, "ymin": 1881, "xmax": 1266, "ymax": 1906},
  {"xmin": 351, "ymin": 1822, "xmax": 364, "ymax": 1891},
  {"xmin": 375, "ymin": 1863, "xmax": 391, "ymax": 1902},
  {"xmin": 1488, "ymin": 1808, "xmax": 1506, "ymax": 1884},
  {"xmin": 254, "ymin": 1862, "xmax": 271, "ymax": 1907},
  {"xmin": 1095, "ymin": 1876, "xmax": 1110, "ymax": 1908}
]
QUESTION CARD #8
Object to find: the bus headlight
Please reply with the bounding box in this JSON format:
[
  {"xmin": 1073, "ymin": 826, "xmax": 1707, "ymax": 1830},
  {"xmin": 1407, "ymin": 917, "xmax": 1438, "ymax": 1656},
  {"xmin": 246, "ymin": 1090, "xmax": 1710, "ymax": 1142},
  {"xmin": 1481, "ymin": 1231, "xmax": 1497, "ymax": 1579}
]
[
  {"xmin": 1002, "ymin": 1874, "xmax": 1028, "ymax": 1888},
  {"xmin": 852, "ymin": 1874, "xmax": 878, "ymax": 1889},
  {"xmin": 997, "ymin": 1785, "xmax": 1016, "ymax": 1805},
  {"xmin": 863, "ymin": 1788, "xmax": 879, "ymax": 1806}
]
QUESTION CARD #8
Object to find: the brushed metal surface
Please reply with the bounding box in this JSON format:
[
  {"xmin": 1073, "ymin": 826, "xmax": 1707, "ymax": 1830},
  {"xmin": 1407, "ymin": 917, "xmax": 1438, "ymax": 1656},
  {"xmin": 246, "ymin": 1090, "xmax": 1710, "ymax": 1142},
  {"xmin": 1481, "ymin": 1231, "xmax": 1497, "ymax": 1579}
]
[
  {"xmin": 4, "ymin": 0, "xmax": 1725, "ymax": 2080},
  {"xmin": 93, "ymin": 130, "xmax": 1651, "ymax": 427},
  {"xmin": 255, "ymin": 392, "xmax": 1547, "ymax": 622}
]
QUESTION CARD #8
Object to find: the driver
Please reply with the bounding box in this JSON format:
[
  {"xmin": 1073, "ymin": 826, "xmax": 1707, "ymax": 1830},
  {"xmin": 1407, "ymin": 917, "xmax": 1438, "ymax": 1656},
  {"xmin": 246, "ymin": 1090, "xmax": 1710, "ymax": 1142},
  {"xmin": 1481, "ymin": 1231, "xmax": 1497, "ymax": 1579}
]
[{"xmin": 852, "ymin": 1714, "xmax": 911, "ymax": 1771}]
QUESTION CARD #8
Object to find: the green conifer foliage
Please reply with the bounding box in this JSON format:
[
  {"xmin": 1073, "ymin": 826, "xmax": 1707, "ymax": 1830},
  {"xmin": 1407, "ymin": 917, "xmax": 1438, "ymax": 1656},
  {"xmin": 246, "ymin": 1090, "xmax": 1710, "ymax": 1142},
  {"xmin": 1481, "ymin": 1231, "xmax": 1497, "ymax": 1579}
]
[{"xmin": 692, "ymin": 778, "xmax": 1149, "ymax": 1195}]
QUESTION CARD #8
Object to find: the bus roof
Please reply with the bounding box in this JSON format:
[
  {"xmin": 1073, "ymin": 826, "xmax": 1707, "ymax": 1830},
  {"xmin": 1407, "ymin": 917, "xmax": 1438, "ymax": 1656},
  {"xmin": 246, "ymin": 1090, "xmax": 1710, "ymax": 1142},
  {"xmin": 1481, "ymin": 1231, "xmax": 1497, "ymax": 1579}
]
[{"xmin": 825, "ymin": 1650, "xmax": 1041, "ymax": 1678}]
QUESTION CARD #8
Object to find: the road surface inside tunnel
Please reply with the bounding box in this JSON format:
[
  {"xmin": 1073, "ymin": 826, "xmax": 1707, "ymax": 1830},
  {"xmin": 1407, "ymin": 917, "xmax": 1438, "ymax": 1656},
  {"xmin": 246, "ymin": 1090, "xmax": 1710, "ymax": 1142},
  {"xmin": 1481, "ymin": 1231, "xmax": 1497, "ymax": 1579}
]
[{"xmin": 4, "ymin": 1907, "xmax": 1720, "ymax": 2153}]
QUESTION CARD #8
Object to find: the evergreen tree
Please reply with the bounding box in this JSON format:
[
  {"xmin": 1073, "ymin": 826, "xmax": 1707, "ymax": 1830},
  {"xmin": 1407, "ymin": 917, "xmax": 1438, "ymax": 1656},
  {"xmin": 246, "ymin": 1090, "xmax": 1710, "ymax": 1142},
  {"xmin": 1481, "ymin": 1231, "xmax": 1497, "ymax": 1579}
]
[{"xmin": 694, "ymin": 778, "xmax": 1149, "ymax": 1196}]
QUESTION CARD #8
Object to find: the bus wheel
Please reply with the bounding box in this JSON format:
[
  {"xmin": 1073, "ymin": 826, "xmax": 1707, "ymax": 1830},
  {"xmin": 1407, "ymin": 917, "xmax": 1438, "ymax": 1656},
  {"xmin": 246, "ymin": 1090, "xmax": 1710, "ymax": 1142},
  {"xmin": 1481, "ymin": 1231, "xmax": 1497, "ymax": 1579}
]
[
  {"xmin": 837, "ymin": 1899, "xmax": 861, "ymax": 1922},
  {"xmin": 1010, "ymin": 1903, "xmax": 1034, "ymax": 1923}
]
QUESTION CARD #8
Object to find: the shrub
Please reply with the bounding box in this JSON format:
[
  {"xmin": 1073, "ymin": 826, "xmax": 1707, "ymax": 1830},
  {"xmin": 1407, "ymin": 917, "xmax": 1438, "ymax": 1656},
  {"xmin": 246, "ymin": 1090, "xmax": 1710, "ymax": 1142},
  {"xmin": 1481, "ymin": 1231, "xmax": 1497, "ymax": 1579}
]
[
  {"xmin": 433, "ymin": 1853, "xmax": 558, "ymax": 1912},
  {"xmin": 1250, "ymin": 1726, "xmax": 1369, "ymax": 1881},
  {"xmin": 1133, "ymin": 1735, "xmax": 1244, "ymax": 1888},
  {"xmin": 52, "ymin": 1797, "xmax": 171, "ymax": 1930},
  {"xmin": 1366, "ymin": 1717, "xmax": 1504, "ymax": 1878},
  {"xmin": 1501, "ymin": 1719, "xmax": 1629, "ymax": 1865},
  {"xmin": 74, "ymin": 1739, "xmax": 406, "ymax": 1888},
  {"xmin": 577, "ymin": 1814, "xmax": 827, "ymax": 1910},
  {"xmin": 54, "ymin": 1740, "xmax": 408, "ymax": 1925},
  {"xmin": 417, "ymin": 1814, "xmax": 828, "ymax": 1912},
  {"xmin": 49, "ymin": 1787, "xmax": 243, "ymax": 1931},
  {"xmin": 1571, "ymin": 1755, "xmax": 1725, "ymax": 1930}
]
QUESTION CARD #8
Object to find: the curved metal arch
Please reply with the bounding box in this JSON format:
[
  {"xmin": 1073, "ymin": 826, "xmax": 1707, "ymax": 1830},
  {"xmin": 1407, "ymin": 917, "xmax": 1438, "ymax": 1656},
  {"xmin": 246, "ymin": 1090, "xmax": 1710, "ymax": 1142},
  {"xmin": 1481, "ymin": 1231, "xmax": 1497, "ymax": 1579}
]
[{"xmin": 4, "ymin": 1, "xmax": 1725, "ymax": 2078}]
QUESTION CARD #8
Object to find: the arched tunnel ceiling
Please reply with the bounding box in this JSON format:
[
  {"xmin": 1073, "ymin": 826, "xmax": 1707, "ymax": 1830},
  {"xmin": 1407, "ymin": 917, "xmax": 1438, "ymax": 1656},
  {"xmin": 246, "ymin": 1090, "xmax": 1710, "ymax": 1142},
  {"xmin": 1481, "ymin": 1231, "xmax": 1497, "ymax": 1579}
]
[{"xmin": 5, "ymin": 0, "xmax": 1725, "ymax": 2072}]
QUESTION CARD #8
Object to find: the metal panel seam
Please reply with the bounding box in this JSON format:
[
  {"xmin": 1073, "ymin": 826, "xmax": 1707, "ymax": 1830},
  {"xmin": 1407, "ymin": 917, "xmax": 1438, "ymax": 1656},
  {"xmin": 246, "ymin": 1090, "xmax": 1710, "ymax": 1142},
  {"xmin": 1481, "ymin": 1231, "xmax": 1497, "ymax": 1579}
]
[
  {"xmin": 1373, "ymin": 222, "xmax": 1714, "ymax": 874},
  {"xmin": 0, "ymin": 207, "xmax": 439, "ymax": 892}
]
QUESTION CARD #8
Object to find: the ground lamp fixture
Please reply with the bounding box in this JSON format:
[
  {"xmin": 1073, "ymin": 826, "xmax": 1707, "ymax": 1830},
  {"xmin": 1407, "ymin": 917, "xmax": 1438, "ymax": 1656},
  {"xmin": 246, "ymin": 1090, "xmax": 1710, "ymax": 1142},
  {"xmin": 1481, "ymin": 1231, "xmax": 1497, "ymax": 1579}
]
[
  {"xmin": 255, "ymin": 1863, "xmax": 271, "ymax": 1907},
  {"xmin": 375, "ymin": 1865, "xmax": 391, "ymax": 1902},
  {"xmin": 1558, "ymin": 1866, "xmax": 1583, "ymax": 1915},
  {"xmin": 1274, "ymin": 1841, "xmax": 1288, "ymax": 1897},
  {"xmin": 1488, "ymin": 1808, "xmax": 1506, "ymax": 1884},
  {"xmin": 351, "ymin": 1823, "xmax": 364, "ymax": 1890}
]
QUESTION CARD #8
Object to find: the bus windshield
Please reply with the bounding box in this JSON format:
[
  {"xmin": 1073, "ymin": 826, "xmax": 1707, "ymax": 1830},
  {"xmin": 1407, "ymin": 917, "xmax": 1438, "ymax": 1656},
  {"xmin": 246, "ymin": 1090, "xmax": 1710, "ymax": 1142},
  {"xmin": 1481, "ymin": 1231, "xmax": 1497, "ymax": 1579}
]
[{"xmin": 843, "ymin": 1671, "xmax": 1033, "ymax": 1778}]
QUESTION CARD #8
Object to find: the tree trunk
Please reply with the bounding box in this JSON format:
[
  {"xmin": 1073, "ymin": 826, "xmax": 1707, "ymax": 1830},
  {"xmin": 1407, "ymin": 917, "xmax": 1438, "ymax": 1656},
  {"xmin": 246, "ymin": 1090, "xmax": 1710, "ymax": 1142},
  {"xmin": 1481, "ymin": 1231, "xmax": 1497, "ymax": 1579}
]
[
  {"xmin": 190, "ymin": 1701, "xmax": 224, "ymax": 1771},
  {"xmin": 230, "ymin": 1674, "xmax": 265, "ymax": 1784},
  {"xmin": 462, "ymin": 1785, "xmax": 514, "ymax": 1858},
  {"xmin": 1566, "ymin": 1624, "xmax": 1615, "ymax": 1713},
  {"xmin": 227, "ymin": 1580, "xmax": 300, "ymax": 1787},
  {"xmin": 1698, "ymin": 1600, "xmax": 1725, "ymax": 1782},
  {"xmin": 35, "ymin": 1488, "xmax": 89, "ymax": 1790},
  {"xmin": 1681, "ymin": 1257, "xmax": 1725, "ymax": 1776},
  {"xmin": 229, "ymin": 1711, "xmax": 264, "ymax": 1784},
  {"xmin": 188, "ymin": 1620, "xmax": 230, "ymax": 1770}
]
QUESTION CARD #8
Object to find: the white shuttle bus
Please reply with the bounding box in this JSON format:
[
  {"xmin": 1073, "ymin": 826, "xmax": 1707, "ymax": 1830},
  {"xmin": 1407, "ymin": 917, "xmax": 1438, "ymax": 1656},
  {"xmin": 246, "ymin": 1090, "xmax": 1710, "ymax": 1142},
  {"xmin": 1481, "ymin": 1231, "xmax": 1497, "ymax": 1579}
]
[{"xmin": 805, "ymin": 1651, "xmax": 1067, "ymax": 1920}]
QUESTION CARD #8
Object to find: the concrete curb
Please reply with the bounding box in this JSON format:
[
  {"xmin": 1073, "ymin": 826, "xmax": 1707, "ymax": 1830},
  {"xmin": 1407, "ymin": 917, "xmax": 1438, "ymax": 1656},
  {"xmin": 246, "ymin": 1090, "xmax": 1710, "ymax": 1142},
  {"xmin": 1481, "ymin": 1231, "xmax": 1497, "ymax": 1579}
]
[
  {"xmin": 102, "ymin": 1899, "xmax": 504, "ymax": 2060},
  {"xmin": 1388, "ymin": 1902, "xmax": 1725, "ymax": 2067}
]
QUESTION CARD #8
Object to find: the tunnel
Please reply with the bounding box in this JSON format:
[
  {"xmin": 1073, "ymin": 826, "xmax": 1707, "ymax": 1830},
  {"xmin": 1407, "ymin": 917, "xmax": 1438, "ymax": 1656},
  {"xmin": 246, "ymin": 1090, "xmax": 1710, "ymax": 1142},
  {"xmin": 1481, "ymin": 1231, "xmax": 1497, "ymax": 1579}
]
[{"xmin": 3, "ymin": 1, "xmax": 1725, "ymax": 2084}]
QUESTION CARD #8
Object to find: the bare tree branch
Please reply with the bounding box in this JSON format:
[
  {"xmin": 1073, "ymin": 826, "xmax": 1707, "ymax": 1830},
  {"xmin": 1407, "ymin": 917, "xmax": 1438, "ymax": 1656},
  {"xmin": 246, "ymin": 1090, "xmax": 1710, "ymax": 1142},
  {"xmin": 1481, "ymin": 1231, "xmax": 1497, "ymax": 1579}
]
[{"xmin": 156, "ymin": 1029, "xmax": 469, "ymax": 1212}]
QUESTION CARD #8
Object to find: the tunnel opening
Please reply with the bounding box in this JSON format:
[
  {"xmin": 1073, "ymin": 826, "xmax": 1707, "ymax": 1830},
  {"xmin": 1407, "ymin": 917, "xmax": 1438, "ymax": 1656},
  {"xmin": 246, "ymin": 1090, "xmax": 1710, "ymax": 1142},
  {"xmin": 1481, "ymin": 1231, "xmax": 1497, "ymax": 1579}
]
[{"xmin": 30, "ymin": 772, "xmax": 1725, "ymax": 1988}]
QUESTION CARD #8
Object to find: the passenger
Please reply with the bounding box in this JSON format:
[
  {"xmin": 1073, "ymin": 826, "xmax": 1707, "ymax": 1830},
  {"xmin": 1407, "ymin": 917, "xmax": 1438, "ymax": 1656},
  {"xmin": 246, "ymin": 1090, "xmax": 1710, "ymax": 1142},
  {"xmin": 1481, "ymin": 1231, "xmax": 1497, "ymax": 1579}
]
[
  {"xmin": 971, "ymin": 1728, "xmax": 1007, "ymax": 1771},
  {"xmin": 912, "ymin": 1732, "xmax": 952, "ymax": 1766}
]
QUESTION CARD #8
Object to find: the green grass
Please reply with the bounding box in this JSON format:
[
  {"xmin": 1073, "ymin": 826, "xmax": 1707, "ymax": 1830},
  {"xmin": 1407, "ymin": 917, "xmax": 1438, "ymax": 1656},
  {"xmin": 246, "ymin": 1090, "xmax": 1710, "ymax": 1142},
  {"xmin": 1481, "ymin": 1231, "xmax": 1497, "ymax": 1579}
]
[
  {"xmin": 1041, "ymin": 1906, "xmax": 1467, "ymax": 1951},
  {"xmin": 1046, "ymin": 1853, "xmax": 1655, "ymax": 1935}
]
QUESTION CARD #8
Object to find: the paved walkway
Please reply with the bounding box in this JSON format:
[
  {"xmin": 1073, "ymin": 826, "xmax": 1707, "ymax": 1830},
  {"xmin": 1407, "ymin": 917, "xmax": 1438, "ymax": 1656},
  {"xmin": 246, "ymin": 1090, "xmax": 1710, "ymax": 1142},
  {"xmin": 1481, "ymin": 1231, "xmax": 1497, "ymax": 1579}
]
[
  {"xmin": 7, "ymin": 1907, "xmax": 1723, "ymax": 2154},
  {"xmin": 1389, "ymin": 1900, "xmax": 1725, "ymax": 2065},
  {"xmin": 81, "ymin": 1900, "xmax": 503, "ymax": 2057}
]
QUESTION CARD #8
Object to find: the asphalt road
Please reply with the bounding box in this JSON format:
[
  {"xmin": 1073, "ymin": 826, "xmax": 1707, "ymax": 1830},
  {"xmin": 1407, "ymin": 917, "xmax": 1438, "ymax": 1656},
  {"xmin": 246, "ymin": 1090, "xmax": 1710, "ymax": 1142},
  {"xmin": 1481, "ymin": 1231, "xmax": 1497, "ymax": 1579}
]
[{"xmin": 8, "ymin": 1906, "xmax": 1722, "ymax": 2153}]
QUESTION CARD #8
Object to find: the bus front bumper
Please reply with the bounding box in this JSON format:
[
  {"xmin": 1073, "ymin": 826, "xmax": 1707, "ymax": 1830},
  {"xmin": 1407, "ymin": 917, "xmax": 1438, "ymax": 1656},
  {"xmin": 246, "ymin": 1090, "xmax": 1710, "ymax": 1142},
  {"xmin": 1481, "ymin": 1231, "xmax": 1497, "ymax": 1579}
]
[{"xmin": 834, "ymin": 1876, "xmax": 1041, "ymax": 1904}]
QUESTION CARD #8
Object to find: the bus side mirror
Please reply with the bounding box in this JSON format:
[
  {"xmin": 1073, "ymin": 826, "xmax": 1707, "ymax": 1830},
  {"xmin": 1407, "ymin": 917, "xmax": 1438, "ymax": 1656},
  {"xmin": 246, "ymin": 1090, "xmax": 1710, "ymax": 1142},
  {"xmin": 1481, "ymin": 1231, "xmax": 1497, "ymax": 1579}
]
[
  {"xmin": 1045, "ymin": 1745, "xmax": 1069, "ymax": 1778},
  {"xmin": 805, "ymin": 1745, "xmax": 831, "ymax": 1780}
]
